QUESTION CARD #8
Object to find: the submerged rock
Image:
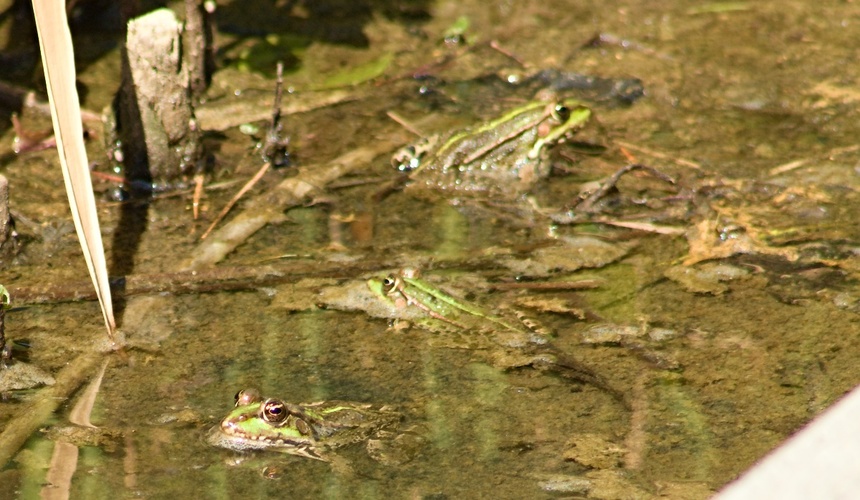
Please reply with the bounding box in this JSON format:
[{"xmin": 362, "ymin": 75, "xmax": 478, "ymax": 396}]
[
  {"xmin": 502, "ymin": 236, "xmax": 631, "ymax": 277},
  {"xmin": 0, "ymin": 362, "xmax": 55, "ymax": 391},
  {"xmin": 665, "ymin": 262, "xmax": 750, "ymax": 295}
]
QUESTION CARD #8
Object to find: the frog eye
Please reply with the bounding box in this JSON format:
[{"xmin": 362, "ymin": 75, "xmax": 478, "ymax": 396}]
[
  {"xmin": 261, "ymin": 399, "xmax": 289, "ymax": 424},
  {"xmin": 382, "ymin": 275, "xmax": 398, "ymax": 292},
  {"xmin": 552, "ymin": 103, "xmax": 571, "ymax": 122},
  {"xmin": 552, "ymin": 103, "xmax": 571, "ymax": 123}
]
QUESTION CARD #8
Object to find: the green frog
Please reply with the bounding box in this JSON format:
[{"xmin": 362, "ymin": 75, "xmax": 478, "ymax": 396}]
[
  {"xmin": 367, "ymin": 269, "xmax": 549, "ymax": 348},
  {"xmin": 392, "ymin": 99, "xmax": 591, "ymax": 196},
  {"xmin": 208, "ymin": 388, "xmax": 407, "ymax": 463},
  {"xmin": 366, "ymin": 270, "xmax": 626, "ymax": 405}
]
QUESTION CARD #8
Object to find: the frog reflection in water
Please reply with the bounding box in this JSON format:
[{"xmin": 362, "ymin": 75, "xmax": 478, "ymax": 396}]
[
  {"xmin": 367, "ymin": 270, "xmax": 626, "ymax": 405},
  {"xmin": 392, "ymin": 98, "xmax": 592, "ymax": 197},
  {"xmin": 210, "ymin": 389, "xmax": 404, "ymax": 462}
]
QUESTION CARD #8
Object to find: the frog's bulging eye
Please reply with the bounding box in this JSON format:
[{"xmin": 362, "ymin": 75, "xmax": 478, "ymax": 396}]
[
  {"xmin": 552, "ymin": 104, "xmax": 571, "ymax": 123},
  {"xmin": 261, "ymin": 399, "xmax": 289, "ymax": 424},
  {"xmin": 382, "ymin": 276, "xmax": 398, "ymax": 292}
]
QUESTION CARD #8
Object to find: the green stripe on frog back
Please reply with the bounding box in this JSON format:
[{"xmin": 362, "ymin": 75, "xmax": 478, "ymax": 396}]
[
  {"xmin": 401, "ymin": 276, "xmax": 524, "ymax": 333},
  {"xmin": 401, "ymin": 276, "xmax": 486, "ymax": 315},
  {"xmin": 432, "ymin": 100, "xmax": 548, "ymax": 162},
  {"xmin": 528, "ymin": 106, "xmax": 591, "ymax": 159}
]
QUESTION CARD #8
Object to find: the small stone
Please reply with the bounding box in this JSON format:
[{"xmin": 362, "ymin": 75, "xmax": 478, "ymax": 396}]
[
  {"xmin": 647, "ymin": 328, "xmax": 679, "ymax": 342},
  {"xmin": 581, "ymin": 324, "xmax": 642, "ymax": 344},
  {"xmin": 535, "ymin": 473, "xmax": 592, "ymax": 494}
]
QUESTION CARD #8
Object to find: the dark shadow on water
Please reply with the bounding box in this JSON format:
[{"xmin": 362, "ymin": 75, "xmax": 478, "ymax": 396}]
[
  {"xmin": 109, "ymin": 198, "xmax": 150, "ymax": 327},
  {"xmin": 216, "ymin": 0, "xmax": 431, "ymax": 47}
]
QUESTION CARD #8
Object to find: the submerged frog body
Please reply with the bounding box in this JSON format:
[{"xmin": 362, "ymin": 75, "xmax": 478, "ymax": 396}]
[
  {"xmin": 367, "ymin": 270, "xmax": 550, "ymax": 349},
  {"xmin": 392, "ymin": 99, "xmax": 591, "ymax": 197},
  {"xmin": 209, "ymin": 389, "xmax": 402, "ymax": 462},
  {"xmin": 367, "ymin": 270, "xmax": 625, "ymax": 405}
]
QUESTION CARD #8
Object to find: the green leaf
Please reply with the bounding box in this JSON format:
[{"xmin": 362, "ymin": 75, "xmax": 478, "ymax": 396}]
[{"xmin": 319, "ymin": 52, "xmax": 393, "ymax": 88}]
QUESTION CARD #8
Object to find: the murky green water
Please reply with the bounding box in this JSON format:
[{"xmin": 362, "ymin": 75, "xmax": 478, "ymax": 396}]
[{"xmin": 2, "ymin": 0, "xmax": 860, "ymax": 498}]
